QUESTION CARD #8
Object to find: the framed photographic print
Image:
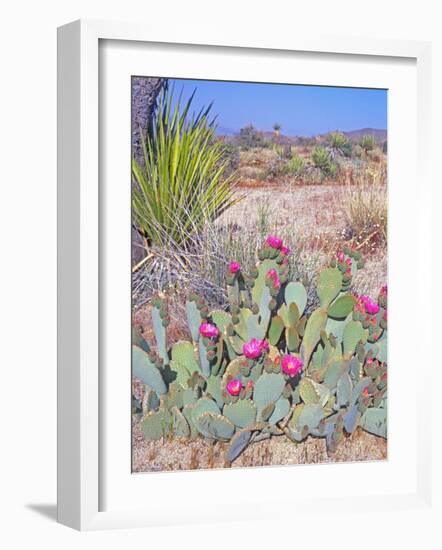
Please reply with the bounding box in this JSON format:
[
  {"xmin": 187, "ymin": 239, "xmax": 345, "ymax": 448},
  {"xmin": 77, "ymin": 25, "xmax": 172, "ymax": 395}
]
[{"xmin": 57, "ymin": 19, "xmax": 432, "ymax": 530}]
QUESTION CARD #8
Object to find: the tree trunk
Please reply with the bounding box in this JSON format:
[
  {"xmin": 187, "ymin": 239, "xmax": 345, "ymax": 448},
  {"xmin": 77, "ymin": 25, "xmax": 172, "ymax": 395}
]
[
  {"xmin": 131, "ymin": 77, "xmax": 166, "ymax": 265},
  {"xmin": 131, "ymin": 76, "xmax": 166, "ymax": 166}
]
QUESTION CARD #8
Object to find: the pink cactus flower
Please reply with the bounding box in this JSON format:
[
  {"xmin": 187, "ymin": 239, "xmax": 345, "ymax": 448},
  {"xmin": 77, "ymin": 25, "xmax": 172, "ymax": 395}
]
[
  {"xmin": 358, "ymin": 295, "xmax": 380, "ymax": 315},
  {"xmin": 267, "ymin": 268, "xmax": 281, "ymax": 289},
  {"xmin": 281, "ymin": 355, "xmax": 303, "ymax": 377},
  {"xmin": 280, "ymin": 245, "xmax": 291, "ymax": 256},
  {"xmin": 266, "ymin": 235, "xmax": 283, "ymax": 249},
  {"xmin": 226, "ymin": 379, "xmax": 243, "ymax": 396},
  {"xmin": 336, "ymin": 251, "xmax": 345, "ymax": 263},
  {"xmin": 228, "ymin": 261, "xmax": 241, "ymax": 274},
  {"xmin": 199, "ymin": 322, "xmax": 219, "ymax": 339},
  {"xmin": 380, "ymin": 284, "xmax": 388, "ymax": 297},
  {"xmin": 361, "ymin": 295, "xmax": 380, "ymax": 315},
  {"xmin": 259, "ymin": 340, "xmax": 270, "ymax": 353},
  {"xmin": 243, "ymin": 338, "xmax": 268, "ymax": 359},
  {"xmin": 345, "ymin": 258, "xmax": 352, "ymax": 267},
  {"xmin": 246, "ymin": 380, "xmax": 254, "ymax": 390},
  {"xmin": 362, "ymin": 387, "xmax": 370, "ymax": 398}
]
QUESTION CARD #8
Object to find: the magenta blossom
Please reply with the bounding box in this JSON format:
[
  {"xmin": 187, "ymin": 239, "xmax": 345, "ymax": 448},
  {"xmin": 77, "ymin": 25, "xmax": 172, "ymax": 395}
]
[
  {"xmin": 199, "ymin": 322, "xmax": 219, "ymax": 339},
  {"xmin": 229, "ymin": 261, "xmax": 241, "ymax": 274},
  {"xmin": 281, "ymin": 355, "xmax": 303, "ymax": 377},
  {"xmin": 267, "ymin": 268, "xmax": 281, "ymax": 289},
  {"xmin": 360, "ymin": 295, "xmax": 380, "ymax": 315},
  {"xmin": 243, "ymin": 338, "xmax": 268, "ymax": 359},
  {"xmin": 266, "ymin": 235, "xmax": 283, "ymax": 249},
  {"xmin": 280, "ymin": 245, "xmax": 291, "ymax": 256},
  {"xmin": 226, "ymin": 379, "xmax": 242, "ymax": 396},
  {"xmin": 336, "ymin": 251, "xmax": 345, "ymax": 263}
]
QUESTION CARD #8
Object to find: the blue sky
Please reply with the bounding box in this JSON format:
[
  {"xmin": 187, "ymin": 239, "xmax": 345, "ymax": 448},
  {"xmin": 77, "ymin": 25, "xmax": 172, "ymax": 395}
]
[{"xmin": 168, "ymin": 78, "xmax": 387, "ymax": 137}]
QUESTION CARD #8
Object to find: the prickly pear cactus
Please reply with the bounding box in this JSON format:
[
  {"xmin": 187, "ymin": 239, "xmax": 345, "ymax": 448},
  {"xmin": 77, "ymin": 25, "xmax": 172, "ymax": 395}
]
[{"xmin": 132, "ymin": 239, "xmax": 388, "ymax": 462}]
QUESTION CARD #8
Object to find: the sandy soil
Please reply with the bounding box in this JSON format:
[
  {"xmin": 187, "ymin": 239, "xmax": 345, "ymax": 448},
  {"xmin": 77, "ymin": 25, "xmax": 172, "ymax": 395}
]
[{"xmin": 132, "ymin": 419, "xmax": 387, "ymax": 473}]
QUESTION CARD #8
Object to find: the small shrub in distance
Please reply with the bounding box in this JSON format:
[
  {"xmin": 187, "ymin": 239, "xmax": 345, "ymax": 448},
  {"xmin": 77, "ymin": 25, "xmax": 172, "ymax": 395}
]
[
  {"xmin": 284, "ymin": 154, "xmax": 305, "ymax": 179},
  {"xmin": 311, "ymin": 146, "xmax": 338, "ymax": 179},
  {"xmin": 328, "ymin": 132, "xmax": 352, "ymax": 157},
  {"xmin": 359, "ymin": 134, "xmax": 376, "ymax": 153}
]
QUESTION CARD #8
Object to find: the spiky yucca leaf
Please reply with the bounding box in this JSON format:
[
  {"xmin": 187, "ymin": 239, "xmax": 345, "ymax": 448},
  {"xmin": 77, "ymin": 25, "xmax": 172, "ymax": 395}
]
[{"xmin": 132, "ymin": 86, "xmax": 239, "ymax": 246}]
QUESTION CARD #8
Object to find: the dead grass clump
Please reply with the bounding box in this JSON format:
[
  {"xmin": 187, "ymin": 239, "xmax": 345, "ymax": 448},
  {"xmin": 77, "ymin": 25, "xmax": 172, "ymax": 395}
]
[{"xmin": 342, "ymin": 184, "xmax": 387, "ymax": 254}]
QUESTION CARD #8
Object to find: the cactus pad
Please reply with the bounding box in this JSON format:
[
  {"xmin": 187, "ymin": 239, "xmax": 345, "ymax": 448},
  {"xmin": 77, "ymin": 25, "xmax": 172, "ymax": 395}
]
[
  {"xmin": 223, "ymin": 399, "xmax": 257, "ymax": 428},
  {"xmin": 132, "ymin": 346, "xmax": 167, "ymax": 395},
  {"xmin": 253, "ymin": 372, "xmax": 285, "ymax": 411}
]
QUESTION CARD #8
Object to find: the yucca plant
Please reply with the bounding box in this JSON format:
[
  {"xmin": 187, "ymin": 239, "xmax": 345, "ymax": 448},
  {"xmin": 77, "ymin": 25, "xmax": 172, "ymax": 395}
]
[
  {"xmin": 284, "ymin": 154, "xmax": 305, "ymax": 178},
  {"xmin": 328, "ymin": 132, "xmax": 352, "ymax": 157},
  {"xmin": 311, "ymin": 146, "xmax": 337, "ymax": 179},
  {"xmin": 359, "ymin": 134, "xmax": 376, "ymax": 153},
  {"xmin": 132, "ymin": 86, "xmax": 239, "ymax": 247}
]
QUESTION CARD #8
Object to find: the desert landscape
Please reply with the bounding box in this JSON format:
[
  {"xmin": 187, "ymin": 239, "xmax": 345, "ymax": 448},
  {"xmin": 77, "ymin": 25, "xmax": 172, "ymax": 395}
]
[{"xmin": 131, "ymin": 78, "xmax": 388, "ymax": 472}]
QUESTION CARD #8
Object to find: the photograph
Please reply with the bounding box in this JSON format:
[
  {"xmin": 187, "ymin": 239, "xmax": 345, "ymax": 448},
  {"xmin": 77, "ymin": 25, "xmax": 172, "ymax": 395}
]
[{"xmin": 131, "ymin": 76, "xmax": 388, "ymax": 472}]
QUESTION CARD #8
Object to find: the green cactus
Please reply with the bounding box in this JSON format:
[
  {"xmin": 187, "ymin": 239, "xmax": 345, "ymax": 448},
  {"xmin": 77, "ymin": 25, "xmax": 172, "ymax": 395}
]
[
  {"xmin": 284, "ymin": 281, "xmax": 307, "ymax": 316},
  {"xmin": 253, "ymin": 372, "xmax": 285, "ymax": 412},
  {"xmin": 133, "ymin": 239, "xmax": 387, "ymax": 460},
  {"xmin": 227, "ymin": 429, "xmax": 253, "ymax": 462},
  {"xmin": 223, "ymin": 399, "xmax": 257, "ymax": 428},
  {"xmin": 152, "ymin": 301, "xmax": 168, "ymax": 363},
  {"xmin": 317, "ymin": 268, "xmax": 342, "ymax": 308},
  {"xmin": 132, "ymin": 346, "xmax": 167, "ymax": 395},
  {"xmin": 360, "ymin": 407, "xmax": 387, "ymax": 438},
  {"xmin": 301, "ymin": 308, "xmax": 328, "ymax": 367},
  {"xmin": 171, "ymin": 341, "xmax": 200, "ymax": 374},
  {"xmin": 186, "ymin": 299, "xmax": 202, "ymax": 342},
  {"xmin": 141, "ymin": 409, "xmax": 171, "ymax": 440}
]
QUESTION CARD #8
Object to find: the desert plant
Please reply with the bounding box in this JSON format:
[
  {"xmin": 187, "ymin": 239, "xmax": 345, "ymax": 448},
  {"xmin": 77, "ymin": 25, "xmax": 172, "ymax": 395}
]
[
  {"xmin": 284, "ymin": 154, "xmax": 305, "ymax": 179},
  {"xmin": 343, "ymin": 183, "xmax": 387, "ymax": 251},
  {"xmin": 328, "ymin": 132, "xmax": 352, "ymax": 157},
  {"xmin": 133, "ymin": 238, "xmax": 387, "ymax": 462},
  {"xmin": 382, "ymin": 140, "xmax": 388, "ymax": 154},
  {"xmin": 359, "ymin": 134, "xmax": 376, "ymax": 153},
  {"xmin": 238, "ymin": 124, "xmax": 268, "ymax": 150},
  {"xmin": 132, "ymin": 86, "xmax": 239, "ymax": 247},
  {"xmin": 311, "ymin": 146, "xmax": 338, "ymax": 179}
]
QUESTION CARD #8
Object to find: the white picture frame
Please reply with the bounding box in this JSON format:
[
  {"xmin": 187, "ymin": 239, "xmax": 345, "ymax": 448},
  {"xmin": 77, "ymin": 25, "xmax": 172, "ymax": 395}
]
[{"xmin": 57, "ymin": 19, "xmax": 432, "ymax": 531}]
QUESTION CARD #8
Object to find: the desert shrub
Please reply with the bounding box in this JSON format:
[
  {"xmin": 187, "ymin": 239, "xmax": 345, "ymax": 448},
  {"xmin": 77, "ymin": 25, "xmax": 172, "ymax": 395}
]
[
  {"xmin": 353, "ymin": 144, "xmax": 364, "ymax": 159},
  {"xmin": 133, "ymin": 241, "xmax": 387, "ymax": 462},
  {"xmin": 132, "ymin": 87, "xmax": 239, "ymax": 247},
  {"xmin": 238, "ymin": 125, "xmax": 269, "ymax": 150},
  {"xmin": 220, "ymin": 142, "xmax": 241, "ymax": 178},
  {"xmin": 343, "ymin": 183, "xmax": 387, "ymax": 251},
  {"xmin": 328, "ymin": 132, "xmax": 352, "ymax": 157},
  {"xmin": 311, "ymin": 146, "xmax": 338, "ymax": 179},
  {"xmin": 273, "ymin": 143, "xmax": 292, "ymax": 159},
  {"xmin": 284, "ymin": 154, "xmax": 305, "ymax": 178},
  {"xmin": 359, "ymin": 134, "xmax": 376, "ymax": 153},
  {"xmin": 382, "ymin": 140, "xmax": 388, "ymax": 154}
]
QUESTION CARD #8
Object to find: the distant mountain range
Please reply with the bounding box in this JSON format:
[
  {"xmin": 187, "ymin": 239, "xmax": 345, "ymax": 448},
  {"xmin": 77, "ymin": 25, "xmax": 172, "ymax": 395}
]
[
  {"xmin": 217, "ymin": 126, "xmax": 387, "ymax": 144},
  {"xmin": 340, "ymin": 128, "xmax": 387, "ymax": 143}
]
